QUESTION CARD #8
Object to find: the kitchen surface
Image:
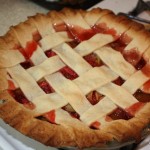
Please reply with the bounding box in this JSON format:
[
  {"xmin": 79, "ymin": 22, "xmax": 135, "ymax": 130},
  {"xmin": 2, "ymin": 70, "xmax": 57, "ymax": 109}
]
[{"xmin": 0, "ymin": 0, "xmax": 150, "ymax": 150}]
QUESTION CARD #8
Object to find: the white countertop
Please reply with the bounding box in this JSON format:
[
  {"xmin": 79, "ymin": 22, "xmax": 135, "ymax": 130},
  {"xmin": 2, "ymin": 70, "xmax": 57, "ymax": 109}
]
[{"xmin": 0, "ymin": 0, "xmax": 48, "ymax": 36}]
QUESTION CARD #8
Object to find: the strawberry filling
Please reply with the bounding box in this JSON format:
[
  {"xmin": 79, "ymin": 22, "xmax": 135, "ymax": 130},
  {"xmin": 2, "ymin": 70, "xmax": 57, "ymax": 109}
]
[
  {"xmin": 67, "ymin": 41, "xmax": 80, "ymax": 48},
  {"xmin": 44, "ymin": 110, "xmax": 56, "ymax": 124},
  {"xmin": 45, "ymin": 50, "xmax": 57, "ymax": 58},
  {"xmin": 62, "ymin": 104, "xmax": 80, "ymax": 119},
  {"xmin": 9, "ymin": 89, "xmax": 35, "ymax": 110},
  {"xmin": 120, "ymin": 33, "xmax": 132, "ymax": 45},
  {"xmin": 68, "ymin": 25, "xmax": 96, "ymax": 42},
  {"xmin": 92, "ymin": 23, "xmax": 119, "ymax": 39},
  {"xmin": 113, "ymin": 77, "xmax": 125, "ymax": 86},
  {"xmin": 125, "ymin": 102, "xmax": 145, "ymax": 116},
  {"xmin": 135, "ymin": 58, "xmax": 146, "ymax": 70},
  {"xmin": 53, "ymin": 23, "xmax": 74, "ymax": 39},
  {"xmin": 10, "ymin": 89, "xmax": 29, "ymax": 104},
  {"xmin": 109, "ymin": 33, "xmax": 144, "ymax": 67},
  {"xmin": 86, "ymin": 91, "xmax": 103, "ymax": 105},
  {"xmin": 123, "ymin": 48, "xmax": 141, "ymax": 66},
  {"xmin": 54, "ymin": 23, "xmax": 96, "ymax": 42},
  {"xmin": 38, "ymin": 80, "xmax": 55, "ymax": 94},
  {"xmin": 134, "ymin": 89, "xmax": 150, "ymax": 102},
  {"xmin": 19, "ymin": 41, "xmax": 38, "ymax": 59},
  {"xmin": 70, "ymin": 112, "xmax": 80, "ymax": 119},
  {"xmin": 142, "ymin": 80, "xmax": 150, "ymax": 94},
  {"xmin": 8, "ymin": 80, "xmax": 16, "ymax": 90},
  {"xmin": 53, "ymin": 23, "xmax": 68, "ymax": 32},
  {"xmin": 60, "ymin": 66, "xmax": 78, "ymax": 80},
  {"xmin": 90, "ymin": 121, "xmax": 101, "ymax": 129},
  {"xmin": 111, "ymin": 33, "xmax": 132, "ymax": 51},
  {"xmin": 142, "ymin": 64, "xmax": 150, "ymax": 78},
  {"xmin": 109, "ymin": 42, "xmax": 126, "ymax": 53},
  {"xmin": 20, "ymin": 60, "xmax": 33, "ymax": 69},
  {"xmin": 108, "ymin": 107, "xmax": 132, "ymax": 120},
  {"xmin": 84, "ymin": 53, "xmax": 103, "ymax": 67}
]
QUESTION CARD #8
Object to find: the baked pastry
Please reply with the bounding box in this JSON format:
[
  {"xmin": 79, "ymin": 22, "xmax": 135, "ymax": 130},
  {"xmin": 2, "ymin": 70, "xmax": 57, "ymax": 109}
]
[{"xmin": 0, "ymin": 8, "xmax": 150, "ymax": 149}]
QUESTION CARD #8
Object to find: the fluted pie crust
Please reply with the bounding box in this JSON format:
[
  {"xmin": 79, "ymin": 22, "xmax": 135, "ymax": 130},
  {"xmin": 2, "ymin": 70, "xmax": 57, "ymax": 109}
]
[{"xmin": 0, "ymin": 8, "xmax": 150, "ymax": 149}]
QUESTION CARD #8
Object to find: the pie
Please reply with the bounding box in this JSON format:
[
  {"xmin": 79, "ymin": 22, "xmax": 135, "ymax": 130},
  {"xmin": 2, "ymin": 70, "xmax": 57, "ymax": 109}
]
[{"xmin": 0, "ymin": 8, "xmax": 150, "ymax": 149}]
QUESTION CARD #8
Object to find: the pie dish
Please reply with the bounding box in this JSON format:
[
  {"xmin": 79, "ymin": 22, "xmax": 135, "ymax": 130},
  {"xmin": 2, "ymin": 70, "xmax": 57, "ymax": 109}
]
[{"xmin": 0, "ymin": 7, "xmax": 150, "ymax": 149}]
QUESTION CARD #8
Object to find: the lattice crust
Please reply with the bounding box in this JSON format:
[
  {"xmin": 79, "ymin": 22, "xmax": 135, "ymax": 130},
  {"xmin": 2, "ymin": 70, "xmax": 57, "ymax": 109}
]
[{"xmin": 0, "ymin": 8, "xmax": 150, "ymax": 149}]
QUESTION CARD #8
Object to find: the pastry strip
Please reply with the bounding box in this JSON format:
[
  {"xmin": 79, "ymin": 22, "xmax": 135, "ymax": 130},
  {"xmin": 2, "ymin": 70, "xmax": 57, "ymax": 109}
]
[
  {"xmin": 39, "ymin": 32, "xmax": 72, "ymax": 51},
  {"xmin": 45, "ymin": 72, "xmax": 91, "ymax": 115},
  {"xmin": 98, "ymin": 83, "xmax": 138, "ymax": 108},
  {"xmin": 27, "ymin": 56, "xmax": 65, "ymax": 81},
  {"xmin": 75, "ymin": 34, "xmax": 113, "ymax": 56},
  {"xmin": 74, "ymin": 66, "xmax": 118, "ymax": 95},
  {"xmin": 53, "ymin": 43, "xmax": 92, "ymax": 75},
  {"xmin": 33, "ymin": 93, "xmax": 68, "ymax": 116},
  {"xmin": 80, "ymin": 97, "xmax": 117, "ymax": 125},
  {"xmin": 95, "ymin": 47, "xmax": 136, "ymax": 80},
  {"xmin": 7, "ymin": 64, "xmax": 45, "ymax": 100}
]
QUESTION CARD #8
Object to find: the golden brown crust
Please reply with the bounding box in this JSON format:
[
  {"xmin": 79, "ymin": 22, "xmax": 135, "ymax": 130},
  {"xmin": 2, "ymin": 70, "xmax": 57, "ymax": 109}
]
[
  {"xmin": 0, "ymin": 37, "xmax": 7, "ymax": 50},
  {"xmin": 28, "ymin": 13, "xmax": 54, "ymax": 37},
  {"xmin": 0, "ymin": 91, "xmax": 75, "ymax": 147},
  {"xmin": 82, "ymin": 8, "xmax": 113, "ymax": 27},
  {"xmin": 3, "ymin": 29, "xmax": 20, "ymax": 49},
  {"xmin": 0, "ymin": 90, "xmax": 114, "ymax": 148},
  {"xmin": 11, "ymin": 20, "xmax": 37, "ymax": 48},
  {"xmin": 0, "ymin": 69, "xmax": 8, "ymax": 90},
  {"xmin": 47, "ymin": 10, "xmax": 64, "ymax": 26},
  {"xmin": 0, "ymin": 8, "xmax": 150, "ymax": 149}
]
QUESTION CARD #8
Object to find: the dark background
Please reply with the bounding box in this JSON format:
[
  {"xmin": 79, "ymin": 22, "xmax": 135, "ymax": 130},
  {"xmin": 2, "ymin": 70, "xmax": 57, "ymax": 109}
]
[{"xmin": 30, "ymin": 0, "xmax": 103, "ymax": 10}]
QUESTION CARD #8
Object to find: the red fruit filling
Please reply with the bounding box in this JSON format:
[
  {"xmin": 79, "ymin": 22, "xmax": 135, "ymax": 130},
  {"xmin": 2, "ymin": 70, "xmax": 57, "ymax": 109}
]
[
  {"xmin": 123, "ymin": 48, "xmax": 141, "ymax": 66},
  {"xmin": 20, "ymin": 61, "xmax": 33, "ymax": 69},
  {"xmin": 45, "ymin": 50, "xmax": 56, "ymax": 58},
  {"xmin": 10, "ymin": 89, "xmax": 29, "ymax": 104},
  {"xmin": 86, "ymin": 91, "xmax": 103, "ymax": 105},
  {"xmin": 8, "ymin": 80, "xmax": 16, "ymax": 90},
  {"xmin": 135, "ymin": 58, "xmax": 146, "ymax": 70},
  {"xmin": 84, "ymin": 53, "xmax": 103, "ymax": 67},
  {"xmin": 67, "ymin": 41, "xmax": 80, "ymax": 48},
  {"xmin": 53, "ymin": 23, "xmax": 74, "ymax": 39},
  {"xmin": 62, "ymin": 105, "xmax": 80, "ymax": 119},
  {"xmin": 120, "ymin": 33, "xmax": 132, "ymax": 45},
  {"xmin": 125, "ymin": 102, "xmax": 145, "ymax": 116},
  {"xmin": 109, "ymin": 33, "xmax": 132, "ymax": 52},
  {"xmin": 90, "ymin": 121, "xmax": 101, "ymax": 129},
  {"xmin": 9, "ymin": 89, "xmax": 35, "ymax": 110},
  {"xmin": 92, "ymin": 23, "xmax": 119, "ymax": 39},
  {"xmin": 142, "ymin": 63, "xmax": 150, "ymax": 78},
  {"xmin": 109, "ymin": 33, "xmax": 144, "ymax": 67},
  {"xmin": 113, "ymin": 77, "xmax": 125, "ymax": 86},
  {"xmin": 70, "ymin": 112, "xmax": 80, "ymax": 119},
  {"xmin": 134, "ymin": 89, "xmax": 150, "ymax": 102},
  {"xmin": 60, "ymin": 66, "xmax": 78, "ymax": 80},
  {"xmin": 38, "ymin": 80, "xmax": 55, "ymax": 94},
  {"xmin": 19, "ymin": 41, "xmax": 38, "ymax": 59},
  {"xmin": 109, "ymin": 41, "xmax": 126, "ymax": 53},
  {"xmin": 142, "ymin": 80, "xmax": 150, "ymax": 94},
  {"xmin": 53, "ymin": 23, "xmax": 68, "ymax": 32},
  {"xmin": 68, "ymin": 25, "xmax": 96, "ymax": 42},
  {"xmin": 44, "ymin": 110, "xmax": 56, "ymax": 124},
  {"xmin": 108, "ymin": 107, "xmax": 132, "ymax": 120}
]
